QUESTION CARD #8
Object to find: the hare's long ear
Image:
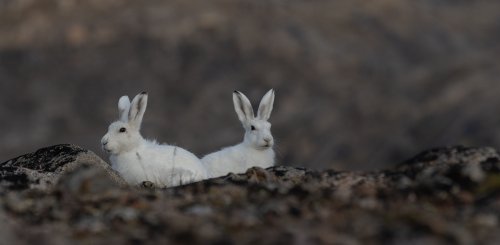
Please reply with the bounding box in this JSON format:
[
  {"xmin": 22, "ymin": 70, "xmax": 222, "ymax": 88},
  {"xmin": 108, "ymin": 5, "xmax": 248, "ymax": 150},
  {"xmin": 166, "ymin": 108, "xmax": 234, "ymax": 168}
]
[
  {"xmin": 233, "ymin": 91, "xmax": 254, "ymax": 122},
  {"xmin": 257, "ymin": 89, "xmax": 275, "ymax": 121},
  {"xmin": 118, "ymin": 96, "xmax": 131, "ymax": 122},
  {"xmin": 128, "ymin": 92, "xmax": 148, "ymax": 128}
]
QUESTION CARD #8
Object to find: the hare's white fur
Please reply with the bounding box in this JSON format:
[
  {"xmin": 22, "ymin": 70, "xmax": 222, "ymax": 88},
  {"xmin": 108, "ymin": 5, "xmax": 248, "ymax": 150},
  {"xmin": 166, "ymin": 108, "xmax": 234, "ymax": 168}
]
[
  {"xmin": 202, "ymin": 89, "xmax": 276, "ymax": 178},
  {"xmin": 101, "ymin": 92, "xmax": 207, "ymax": 187}
]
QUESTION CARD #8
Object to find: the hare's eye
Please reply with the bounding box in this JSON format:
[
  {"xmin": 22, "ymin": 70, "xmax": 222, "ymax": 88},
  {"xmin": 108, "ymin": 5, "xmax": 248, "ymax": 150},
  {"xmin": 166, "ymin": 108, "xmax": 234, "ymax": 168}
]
[
  {"xmin": 251, "ymin": 125, "xmax": 256, "ymax": 131},
  {"xmin": 119, "ymin": 127, "xmax": 126, "ymax": 133}
]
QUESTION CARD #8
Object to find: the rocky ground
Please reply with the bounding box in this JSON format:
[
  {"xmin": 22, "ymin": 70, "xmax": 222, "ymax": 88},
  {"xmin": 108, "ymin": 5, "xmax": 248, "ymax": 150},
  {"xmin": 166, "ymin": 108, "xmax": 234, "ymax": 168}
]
[{"xmin": 1, "ymin": 144, "xmax": 500, "ymax": 244}]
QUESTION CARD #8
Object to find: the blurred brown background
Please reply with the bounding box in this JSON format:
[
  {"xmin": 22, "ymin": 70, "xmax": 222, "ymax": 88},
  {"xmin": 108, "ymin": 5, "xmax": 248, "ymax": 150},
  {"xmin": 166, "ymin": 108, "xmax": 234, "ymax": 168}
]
[{"xmin": 1, "ymin": 0, "xmax": 500, "ymax": 170}]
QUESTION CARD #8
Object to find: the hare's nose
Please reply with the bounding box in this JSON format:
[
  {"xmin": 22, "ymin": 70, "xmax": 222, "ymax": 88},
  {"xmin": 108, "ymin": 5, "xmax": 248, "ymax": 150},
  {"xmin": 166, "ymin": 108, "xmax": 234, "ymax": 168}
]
[
  {"xmin": 264, "ymin": 138, "xmax": 271, "ymax": 143},
  {"xmin": 102, "ymin": 140, "xmax": 108, "ymax": 146}
]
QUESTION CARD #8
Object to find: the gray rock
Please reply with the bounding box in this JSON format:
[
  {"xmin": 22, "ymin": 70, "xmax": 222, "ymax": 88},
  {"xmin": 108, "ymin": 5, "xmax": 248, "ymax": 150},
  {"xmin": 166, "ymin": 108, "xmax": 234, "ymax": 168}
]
[
  {"xmin": 57, "ymin": 164, "xmax": 124, "ymax": 202},
  {"xmin": 0, "ymin": 144, "xmax": 126, "ymax": 191}
]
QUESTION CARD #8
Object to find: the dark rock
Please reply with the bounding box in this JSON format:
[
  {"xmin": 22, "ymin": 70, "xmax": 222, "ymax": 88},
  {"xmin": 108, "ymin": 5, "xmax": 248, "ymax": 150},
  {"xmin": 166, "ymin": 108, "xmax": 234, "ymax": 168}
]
[
  {"xmin": 2, "ymin": 144, "xmax": 86, "ymax": 172},
  {"xmin": 0, "ymin": 166, "xmax": 29, "ymax": 190},
  {"xmin": 398, "ymin": 146, "xmax": 499, "ymax": 170}
]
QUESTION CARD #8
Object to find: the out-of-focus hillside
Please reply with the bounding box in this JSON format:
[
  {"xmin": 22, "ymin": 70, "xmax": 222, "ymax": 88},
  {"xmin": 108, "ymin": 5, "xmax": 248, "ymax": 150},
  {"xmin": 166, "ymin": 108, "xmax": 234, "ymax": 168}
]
[{"xmin": 0, "ymin": 0, "xmax": 499, "ymax": 170}]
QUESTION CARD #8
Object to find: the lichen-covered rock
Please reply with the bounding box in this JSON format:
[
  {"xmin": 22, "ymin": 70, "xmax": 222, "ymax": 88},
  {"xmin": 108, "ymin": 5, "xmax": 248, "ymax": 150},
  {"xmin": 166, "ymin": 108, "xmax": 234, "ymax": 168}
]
[
  {"xmin": 0, "ymin": 144, "xmax": 126, "ymax": 191},
  {"xmin": 398, "ymin": 146, "xmax": 500, "ymax": 169},
  {"xmin": 393, "ymin": 146, "xmax": 500, "ymax": 196}
]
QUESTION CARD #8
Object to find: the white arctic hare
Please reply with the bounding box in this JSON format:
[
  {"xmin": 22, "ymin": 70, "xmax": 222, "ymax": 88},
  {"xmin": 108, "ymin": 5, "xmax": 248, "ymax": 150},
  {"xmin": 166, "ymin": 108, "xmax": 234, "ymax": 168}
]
[
  {"xmin": 202, "ymin": 89, "xmax": 276, "ymax": 178},
  {"xmin": 101, "ymin": 92, "xmax": 207, "ymax": 187}
]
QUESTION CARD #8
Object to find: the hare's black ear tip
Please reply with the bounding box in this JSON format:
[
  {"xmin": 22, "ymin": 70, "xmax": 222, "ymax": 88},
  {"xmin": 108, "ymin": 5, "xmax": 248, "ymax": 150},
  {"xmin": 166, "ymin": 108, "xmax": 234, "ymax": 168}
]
[
  {"xmin": 233, "ymin": 90, "xmax": 240, "ymax": 94},
  {"xmin": 141, "ymin": 91, "xmax": 148, "ymax": 95}
]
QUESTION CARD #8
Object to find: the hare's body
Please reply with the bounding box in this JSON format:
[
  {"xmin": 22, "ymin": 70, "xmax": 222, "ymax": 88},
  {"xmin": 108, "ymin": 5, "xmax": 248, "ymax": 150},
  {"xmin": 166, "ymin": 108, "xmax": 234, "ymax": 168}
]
[
  {"xmin": 202, "ymin": 142, "xmax": 275, "ymax": 177},
  {"xmin": 202, "ymin": 89, "xmax": 276, "ymax": 178},
  {"xmin": 110, "ymin": 139, "xmax": 206, "ymax": 187},
  {"xmin": 102, "ymin": 92, "xmax": 207, "ymax": 187}
]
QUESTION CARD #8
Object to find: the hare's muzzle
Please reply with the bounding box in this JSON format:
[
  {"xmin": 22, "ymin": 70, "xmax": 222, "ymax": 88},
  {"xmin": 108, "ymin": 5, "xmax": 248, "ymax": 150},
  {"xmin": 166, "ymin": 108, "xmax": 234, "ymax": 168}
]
[
  {"xmin": 262, "ymin": 137, "xmax": 273, "ymax": 148},
  {"xmin": 101, "ymin": 137, "xmax": 111, "ymax": 152}
]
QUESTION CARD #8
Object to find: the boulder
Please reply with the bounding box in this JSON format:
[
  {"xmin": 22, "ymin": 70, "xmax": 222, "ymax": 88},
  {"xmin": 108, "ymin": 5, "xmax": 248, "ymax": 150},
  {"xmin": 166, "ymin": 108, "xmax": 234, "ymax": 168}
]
[{"xmin": 0, "ymin": 144, "xmax": 126, "ymax": 191}]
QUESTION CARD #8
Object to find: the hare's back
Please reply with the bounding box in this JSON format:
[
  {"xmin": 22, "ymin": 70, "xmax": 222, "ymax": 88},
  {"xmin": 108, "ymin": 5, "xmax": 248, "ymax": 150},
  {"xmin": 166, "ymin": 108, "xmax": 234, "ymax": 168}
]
[{"xmin": 159, "ymin": 145, "xmax": 205, "ymax": 172}]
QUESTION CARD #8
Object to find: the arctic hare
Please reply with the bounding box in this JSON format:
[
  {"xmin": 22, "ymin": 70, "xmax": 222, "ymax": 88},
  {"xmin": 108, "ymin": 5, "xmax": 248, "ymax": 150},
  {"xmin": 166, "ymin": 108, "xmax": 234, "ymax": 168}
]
[
  {"xmin": 101, "ymin": 92, "xmax": 207, "ymax": 187},
  {"xmin": 202, "ymin": 89, "xmax": 276, "ymax": 178}
]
